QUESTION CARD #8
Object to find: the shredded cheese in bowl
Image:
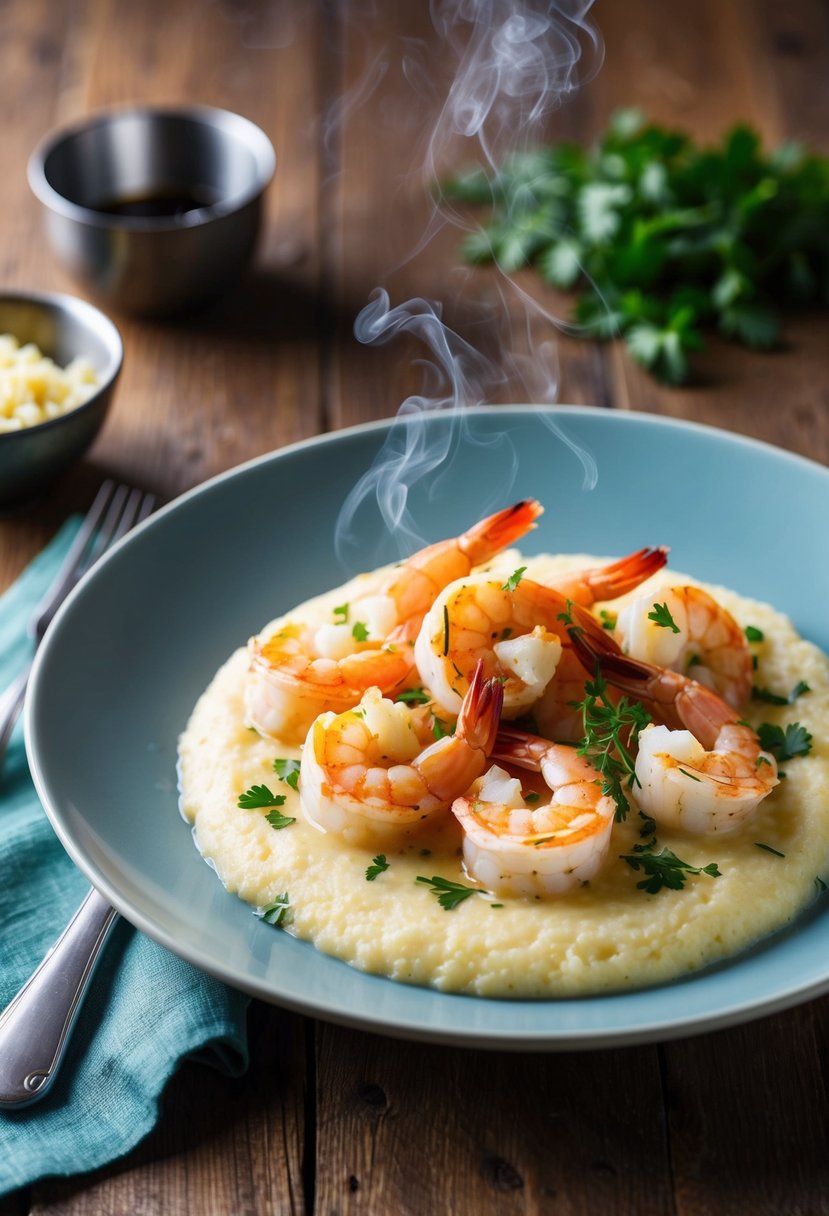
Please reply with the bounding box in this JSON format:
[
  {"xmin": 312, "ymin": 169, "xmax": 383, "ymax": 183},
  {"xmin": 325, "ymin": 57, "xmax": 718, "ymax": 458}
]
[{"xmin": 0, "ymin": 333, "xmax": 99, "ymax": 433}]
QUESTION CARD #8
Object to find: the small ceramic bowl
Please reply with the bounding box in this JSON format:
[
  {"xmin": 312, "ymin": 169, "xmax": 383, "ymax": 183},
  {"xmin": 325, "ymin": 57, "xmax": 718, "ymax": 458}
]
[
  {"xmin": 0, "ymin": 292, "xmax": 123, "ymax": 509},
  {"xmin": 27, "ymin": 105, "xmax": 276, "ymax": 317}
]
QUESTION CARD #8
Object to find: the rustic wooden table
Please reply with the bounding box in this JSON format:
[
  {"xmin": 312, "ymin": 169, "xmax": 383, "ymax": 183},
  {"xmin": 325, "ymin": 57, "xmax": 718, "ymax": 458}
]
[{"xmin": 2, "ymin": 1, "xmax": 828, "ymax": 1212}]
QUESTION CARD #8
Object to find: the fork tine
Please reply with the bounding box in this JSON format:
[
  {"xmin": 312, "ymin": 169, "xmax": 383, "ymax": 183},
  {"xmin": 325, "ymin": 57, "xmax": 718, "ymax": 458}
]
[
  {"xmin": 30, "ymin": 480, "xmax": 117, "ymax": 629},
  {"xmin": 84, "ymin": 483, "xmax": 131, "ymax": 568},
  {"xmin": 111, "ymin": 488, "xmax": 155, "ymax": 544}
]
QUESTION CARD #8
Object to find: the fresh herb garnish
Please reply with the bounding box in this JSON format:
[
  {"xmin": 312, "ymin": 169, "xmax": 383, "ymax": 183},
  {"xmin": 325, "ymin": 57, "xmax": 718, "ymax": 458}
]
[
  {"xmin": 431, "ymin": 715, "xmax": 456, "ymax": 740},
  {"xmin": 754, "ymin": 842, "xmax": 785, "ymax": 858},
  {"xmin": 256, "ymin": 893, "xmax": 292, "ymax": 926},
  {"xmin": 396, "ymin": 687, "xmax": 431, "ymax": 705},
  {"xmin": 365, "ymin": 854, "xmax": 389, "ymax": 881},
  {"xmin": 415, "ymin": 874, "xmax": 477, "ymax": 910},
  {"xmin": 502, "ymin": 566, "xmax": 527, "ymax": 593},
  {"xmin": 446, "ymin": 112, "xmax": 829, "ymax": 383},
  {"xmin": 352, "ymin": 621, "xmax": 370, "ymax": 642},
  {"xmin": 752, "ymin": 680, "xmax": 811, "ymax": 705},
  {"xmin": 757, "ymin": 722, "xmax": 813, "ymax": 762},
  {"xmin": 272, "ymin": 757, "xmax": 301, "ymax": 790},
  {"xmin": 333, "ymin": 603, "xmax": 349, "ymax": 624},
  {"xmin": 744, "ymin": 625, "xmax": 764, "ymax": 643},
  {"xmin": 573, "ymin": 670, "xmax": 651, "ymax": 820},
  {"xmin": 599, "ymin": 609, "xmax": 617, "ymax": 631},
  {"xmin": 265, "ymin": 808, "xmax": 296, "ymax": 830},
  {"xmin": 648, "ymin": 602, "xmax": 680, "ymax": 633},
  {"xmin": 620, "ymin": 841, "xmax": 721, "ymax": 894},
  {"xmin": 525, "ymin": 792, "xmax": 541, "ymax": 804},
  {"xmin": 238, "ymin": 784, "xmax": 287, "ymax": 810}
]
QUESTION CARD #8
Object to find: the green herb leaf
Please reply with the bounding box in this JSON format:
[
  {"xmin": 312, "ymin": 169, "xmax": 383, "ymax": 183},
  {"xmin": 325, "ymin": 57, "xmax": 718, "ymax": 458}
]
[
  {"xmin": 415, "ymin": 874, "xmax": 477, "ymax": 910},
  {"xmin": 573, "ymin": 670, "xmax": 652, "ymax": 820},
  {"xmin": 352, "ymin": 621, "xmax": 370, "ymax": 642},
  {"xmin": 333, "ymin": 603, "xmax": 349, "ymax": 624},
  {"xmin": 238, "ymin": 784, "xmax": 286, "ymax": 810},
  {"xmin": 599, "ymin": 609, "xmax": 617, "ymax": 631},
  {"xmin": 754, "ymin": 842, "xmax": 785, "ymax": 858},
  {"xmin": 265, "ymin": 808, "xmax": 296, "ymax": 830},
  {"xmin": 648, "ymin": 601, "xmax": 681, "ymax": 633},
  {"xmin": 396, "ymin": 687, "xmax": 431, "ymax": 705},
  {"xmin": 752, "ymin": 681, "xmax": 811, "ymax": 706},
  {"xmin": 365, "ymin": 854, "xmax": 389, "ymax": 881},
  {"xmin": 757, "ymin": 722, "xmax": 813, "ymax": 762},
  {"xmin": 273, "ymin": 758, "xmax": 301, "ymax": 790},
  {"xmin": 620, "ymin": 843, "xmax": 721, "ymax": 894},
  {"xmin": 256, "ymin": 893, "xmax": 291, "ymax": 926},
  {"xmin": 501, "ymin": 566, "xmax": 528, "ymax": 593},
  {"xmin": 745, "ymin": 625, "xmax": 764, "ymax": 642}
]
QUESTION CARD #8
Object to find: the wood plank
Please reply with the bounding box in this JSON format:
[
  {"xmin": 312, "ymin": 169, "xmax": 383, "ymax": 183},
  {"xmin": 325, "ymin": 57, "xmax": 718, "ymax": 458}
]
[
  {"xmin": 663, "ymin": 1004, "xmax": 829, "ymax": 1216},
  {"xmin": 313, "ymin": 1026, "xmax": 673, "ymax": 1215},
  {"xmin": 31, "ymin": 1004, "xmax": 307, "ymax": 1216}
]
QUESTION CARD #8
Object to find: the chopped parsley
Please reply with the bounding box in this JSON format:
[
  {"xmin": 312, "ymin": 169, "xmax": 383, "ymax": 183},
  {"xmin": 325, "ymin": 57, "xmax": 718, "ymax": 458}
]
[
  {"xmin": 573, "ymin": 670, "xmax": 652, "ymax": 821},
  {"xmin": 502, "ymin": 566, "xmax": 527, "ymax": 593},
  {"xmin": 272, "ymin": 757, "xmax": 301, "ymax": 790},
  {"xmin": 744, "ymin": 625, "xmax": 764, "ymax": 643},
  {"xmin": 256, "ymin": 893, "xmax": 292, "ymax": 926},
  {"xmin": 333, "ymin": 603, "xmax": 349, "ymax": 624},
  {"xmin": 265, "ymin": 808, "xmax": 296, "ymax": 830},
  {"xmin": 352, "ymin": 621, "xmax": 370, "ymax": 642},
  {"xmin": 365, "ymin": 854, "xmax": 389, "ymax": 881},
  {"xmin": 525, "ymin": 792, "xmax": 541, "ymax": 804},
  {"xmin": 238, "ymin": 784, "xmax": 287, "ymax": 810},
  {"xmin": 751, "ymin": 680, "xmax": 811, "ymax": 706},
  {"xmin": 432, "ymin": 715, "xmax": 456, "ymax": 740},
  {"xmin": 395, "ymin": 687, "xmax": 431, "ymax": 705},
  {"xmin": 415, "ymin": 874, "xmax": 477, "ymax": 910},
  {"xmin": 648, "ymin": 601, "xmax": 680, "ymax": 633},
  {"xmin": 757, "ymin": 721, "xmax": 813, "ymax": 762},
  {"xmin": 754, "ymin": 842, "xmax": 785, "ymax": 858},
  {"xmin": 599, "ymin": 609, "xmax": 617, "ymax": 631},
  {"xmin": 620, "ymin": 839, "xmax": 721, "ymax": 894}
]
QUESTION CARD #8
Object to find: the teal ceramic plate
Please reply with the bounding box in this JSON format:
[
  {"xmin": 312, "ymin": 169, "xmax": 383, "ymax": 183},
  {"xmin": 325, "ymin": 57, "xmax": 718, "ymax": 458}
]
[{"xmin": 26, "ymin": 408, "xmax": 829, "ymax": 1048}]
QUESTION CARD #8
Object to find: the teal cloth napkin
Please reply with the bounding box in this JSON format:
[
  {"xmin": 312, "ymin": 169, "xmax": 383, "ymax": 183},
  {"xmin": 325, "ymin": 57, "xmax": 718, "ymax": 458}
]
[{"xmin": 0, "ymin": 522, "xmax": 250, "ymax": 1195}]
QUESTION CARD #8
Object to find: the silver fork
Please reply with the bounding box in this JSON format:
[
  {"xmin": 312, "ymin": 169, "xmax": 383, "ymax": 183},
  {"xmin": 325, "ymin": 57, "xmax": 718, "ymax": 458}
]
[
  {"xmin": 0, "ymin": 480, "xmax": 155, "ymax": 769},
  {"xmin": 0, "ymin": 480, "xmax": 155, "ymax": 1108}
]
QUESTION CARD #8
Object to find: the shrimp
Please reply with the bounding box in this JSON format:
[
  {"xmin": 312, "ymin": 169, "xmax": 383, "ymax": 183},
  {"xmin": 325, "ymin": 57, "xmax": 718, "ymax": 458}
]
[
  {"xmin": 299, "ymin": 661, "xmax": 504, "ymax": 849},
  {"xmin": 245, "ymin": 499, "xmax": 541, "ymax": 740},
  {"xmin": 615, "ymin": 584, "xmax": 752, "ymax": 709},
  {"xmin": 451, "ymin": 731, "xmax": 615, "ymax": 897},
  {"xmin": 568, "ymin": 627, "xmax": 779, "ymax": 835},
  {"xmin": 414, "ymin": 575, "xmax": 611, "ymax": 719},
  {"xmin": 547, "ymin": 546, "xmax": 668, "ymax": 606},
  {"xmin": 412, "ymin": 548, "xmax": 656, "ymax": 721}
]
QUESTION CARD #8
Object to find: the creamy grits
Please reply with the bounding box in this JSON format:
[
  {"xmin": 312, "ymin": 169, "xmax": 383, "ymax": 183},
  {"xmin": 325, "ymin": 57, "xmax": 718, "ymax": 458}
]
[{"xmin": 178, "ymin": 553, "xmax": 829, "ymax": 998}]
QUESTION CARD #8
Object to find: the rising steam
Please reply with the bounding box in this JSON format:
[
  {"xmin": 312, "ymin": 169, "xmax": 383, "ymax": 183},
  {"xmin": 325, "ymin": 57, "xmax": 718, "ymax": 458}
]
[{"xmin": 335, "ymin": 2, "xmax": 602, "ymax": 561}]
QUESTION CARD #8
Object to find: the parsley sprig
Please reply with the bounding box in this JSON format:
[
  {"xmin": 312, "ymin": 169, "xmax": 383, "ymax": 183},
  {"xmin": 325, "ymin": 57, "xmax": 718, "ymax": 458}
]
[
  {"xmin": 365, "ymin": 855, "xmax": 389, "ymax": 881},
  {"xmin": 648, "ymin": 602, "xmax": 680, "ymax": 633},
  {"xmin": 751, "ymin": 680, "xmax": 810, "ymax": 706},
  {"xmin": 256, "ymin": 893, "xmax": 292, "ymax": 926},
  {"xmin": 415, "ymin": 874, "xmax": 477, "ymax": 910},
  {"xmin": 238, "ymin": 784, "xmax": 287, "ymax": 810},
  {"xmin": 621, "ymin": 816, "xmax": 721, "ymax": 893},
  {"xmin": 446, "ymin": 110, "xmax": 829, "ymax": 383},
  {"xmin": 273, "ymin": 757, "xmax": 301, "ymax": 790},
  {"xmin": 502, "ymin": 566, "xmax": 527, "ymax": 593},
  {"xmin": 757, "ymin": 722, "xmax": 813, "ymax": 762},
  {"xmin": 573, "ymin": 670, "xmax": 652, "ymax": 821}
]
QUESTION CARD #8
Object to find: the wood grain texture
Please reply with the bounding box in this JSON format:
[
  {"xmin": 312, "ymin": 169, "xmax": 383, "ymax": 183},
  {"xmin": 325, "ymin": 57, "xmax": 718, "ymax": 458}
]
[{"xmin": 313, "ymin": 1027, "xmax": 673, "ymax": 1216}]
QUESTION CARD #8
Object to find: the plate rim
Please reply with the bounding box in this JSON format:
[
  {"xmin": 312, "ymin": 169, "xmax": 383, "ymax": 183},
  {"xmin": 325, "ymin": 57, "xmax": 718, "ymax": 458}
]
[{"xmin": 25, "ymin": 405, "xmax": 829, "ymax": 1049}]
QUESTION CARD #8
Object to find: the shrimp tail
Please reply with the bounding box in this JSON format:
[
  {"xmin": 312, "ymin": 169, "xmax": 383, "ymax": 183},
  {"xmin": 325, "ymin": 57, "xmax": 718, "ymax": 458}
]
[
  {"xmin": 457, "ymin": 659, "xmax": 505, "ymax": 753},
  {"xmin": 492, "ymin": 727, "xmax": 549, "ymax": 770},
  {"xmin": 459, "ymin": 499, "xmax": 543, "ymax": 565},
  {"xmin": 587, "ymin": 546, "xmax": 669, "ymax": 600},
  {"xmin": 568, "ymin": 624, "xmax": 737, "ymax": 747}
]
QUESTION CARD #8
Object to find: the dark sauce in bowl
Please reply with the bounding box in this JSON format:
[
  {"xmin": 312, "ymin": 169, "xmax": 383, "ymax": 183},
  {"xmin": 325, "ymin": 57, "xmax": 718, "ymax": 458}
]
[{"xmin": 93, "ymin": 187, "xmax": 221, "ymax": 219}]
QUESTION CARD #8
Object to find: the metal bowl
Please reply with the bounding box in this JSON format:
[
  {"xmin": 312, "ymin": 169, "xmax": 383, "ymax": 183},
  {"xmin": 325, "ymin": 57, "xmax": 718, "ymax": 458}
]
[
  {"xmin": 0, "ymin": 292, "xmax": 123, "ymax": 509},
  {"xmin": 27, "ymin": 105, "xmax": 276, "ymax": 317}
]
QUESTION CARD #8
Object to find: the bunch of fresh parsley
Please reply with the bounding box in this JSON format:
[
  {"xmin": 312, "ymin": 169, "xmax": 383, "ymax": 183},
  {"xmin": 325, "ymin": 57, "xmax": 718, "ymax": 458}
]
[{"xmin": 445, "ymin": 109, "xmax": 829, "ymax": 383}]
